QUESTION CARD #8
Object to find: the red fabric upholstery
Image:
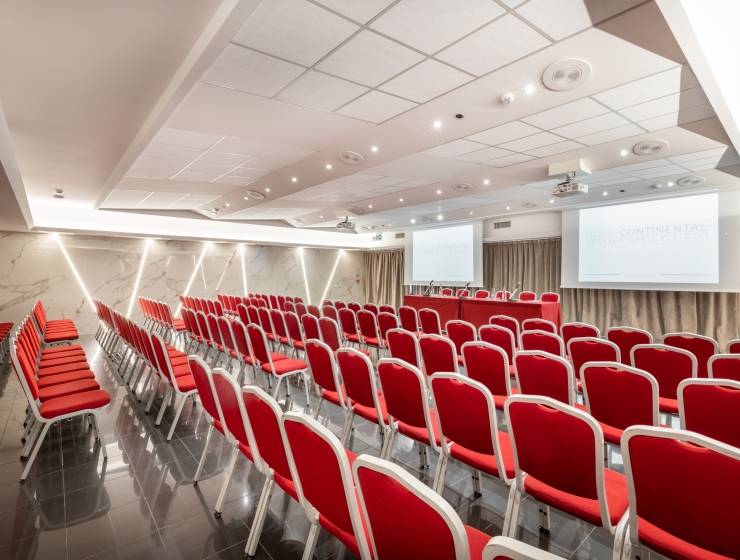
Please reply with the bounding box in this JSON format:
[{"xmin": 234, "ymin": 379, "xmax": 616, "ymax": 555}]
[
  {"xmin": 561, "ymin": 322, "xmax": 599, "ymax": 347},
  {"xmin": 243, "ymin": 391, "xmax": 294, "ymax": 487},
  {"xmin": 387, "ymin": 329, "xmax": 420, "ymax": 367},
  {"xmin": 569, "ymin": 338, "xmax": 618, "ymax": 380},
  {"xmin": 709, "ymin": 355, "xmax": 740, "ymax": 381},
  {"xmin": 37, "ymin": 362, "xmax": 91, "ymax": 377},
  {"xmin": 398, "ymin": 306, "xmax": 419, "ymax": 333},
  {"xmin": 607, "ymin": 328, "xmax": 652, "ymax": 365},
  {"xmin": 478, "ymin": 325, "xmax": 515, "ymax": 365},
  {"xmin": 520, "ymin": 331, "xmax": 563, "ymax": 357},
  {"xmin": 515, "ymin": 352, "xmax": 573, "ymax": 405},
  {"xmin": 463, "ymin": 342, "xmax": 510, "ymax": 402},
  {"xmin": 419, "ymin": 335, "xmax": 457, "ymax": 376},
  {"xmin": 211, "ymin": 373, "xmax": 251, "ymax": 451},
  {"xmin": 37, "ymin": 369, "xmax": 96, "ymax": 388},
  {"xmin": 418, "ymin": 308, "xmax": 441, "ymax": 335},
  {"xmin": 632, "ymin": 345, "xmax": 695, "ymax": 402},
  {"xmin": 664, "ymin": 334, "xmax": 717, "ymax": 378},
  {"xmin": 37, "ymin": 379, "xmax": 100, "ymax": 401},
  {"xmin": 446, "ymin": 321, "xmax": 476, "ymax": 355},
  {"xmin": 39, "ymin": 390, "xmax": 111, "ymax": 418},
  {"xmin": 39, "ymin": 355, "xmax": 88, "ymax": 368},
  {"xmin": 261, "ymin": 358, "xmax": 306, "ymax": 375},
  {"xmin": 305, "ymin": 340, "xmax": 340, "ymax": 394},
  {"xmin": 681, "ymin": 381, "xmax": 740, "ymax": 448}
]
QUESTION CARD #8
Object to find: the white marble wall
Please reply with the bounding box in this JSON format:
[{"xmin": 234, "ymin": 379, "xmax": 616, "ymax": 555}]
[{"xmin": 0, "ymin": 232, "xmax": 364, "ymax": 335}]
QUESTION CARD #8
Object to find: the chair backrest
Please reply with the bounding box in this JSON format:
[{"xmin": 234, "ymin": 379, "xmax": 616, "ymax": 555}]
[
  {"xmin": 419, "ymin": 334, "xmax": 458, "ymax": 376},
  {"xmin": 305, "ymin": 339, "xmax": 343, "ymax": 404},
  {"xmin": 708, "ymin": 353, "xmax": 740, "ymax": 382},
  {"xmin": 386, "ymin": 328, "xmax": 421, "ymax": 368},
  {"xmin": 663, "ymin": 332, "xmax": 718, "ymax": 378},
  {"xmin": 230, "ymin": 320, "xmax": 252, "ymax": 362},
  {"xmin": 257, "ymin": 307, "xmax": 275, "ymax": 336},
  {"xmin": 483, "ymin": 536, "xmax": 563, "ymax": 560},
  {"xmin": 727, "ymin": 338, "xmax": 740, "ymax": 353},
  {"xmin": 284, "ymin": 311, "xmax": 303, "ymax": 346},
  {"xmin": 440, "ymin": 288, "xmax": 453, "ymax": 296},
  {"xmin": 567, "ymin": 337, "xmax": 620, "ymax": 380},
  {"xmin": 519, "ymin": 330, "xmax": 564, "ymax": 358},
  {"xmin": 494, "ymin": 290, "xmax": 511, "ymax": 301},
  {"xmin": 561, "ymin": 322, "xmax": 600, "ymax": 348},
  {"xmin": 539, "ymin": 292, "xmax": 559, "ymax": 303},
  {"xmin": 521, "ymin": 318, "xmax": 556, "ymax": 334},
  {"xmin": 353, "ymin": 454, "xmax": 472, "ymax": 560},
  {"xmin": 478, "ymin": 324, "xmax": 516, "ymax": 366},
  {"xmin": 338, "ymin": 307, "xmax": 359, "ymax": 336},
  {"xmin": 245, "ymin": 323, "xmax": 271, "ymax": 366},
  {"xmin": 211, "ymin": 369, "xmax": 254, "ymax": 453},
  {"xmin": 398, "ymin": 306, "xmax": 419, "ymax": 333},
  {"xmin": 418, "ymin": 308, "xmax": 442, "ymax": 335},
  {"xmin": 195, "ymin": 311, "xmax": 211, "ymax": 343},
  {"xmin": 518, "ymin": 291, "xmax": 536, "ymax": 301},
  {"xmin": 622, "ymin": 426, "xmax": 740, "ymax": 559},
  {"xmin": 217, "ymin": 316, "xmax": 236, "ymax": 352},
  {"xmin": 334, "ymin": 300, "xmax": 346, "ymax": 310},
  {"xmin": 187, "ymin": 355, "xmax": 221, "ymax": 425},
  {"xmin": 631, "ymin": 344, "xmax": 697, "ymax": 399},
  {"xmin": 455, "ymin": 288, "xmax": 470, "ymax": 298},
  {"xmin": 489, "ymin": 315, "xmax": 520, "ymax": 343},
  {"xmin": 505, "ymin": 395, "xmax": 612, "ymax": 529},
  {"xmin": 474, "ymin": 289, "xmax": 490, "ymax": 299},
  {"xmin": 606, "ymin": 326, "xmax": 653, "ymax": 365},
  {"xmin": 514, "ymin": 350, "xmax": 575, "ymax": 405},
  {"xmin": 300, "ymin": 313, "xmax": 320, "ymax": 341},
  {"xmin": 319, "ymin": 316, "xmax": 342, "ymax": 352},
  {"xmin": 378, "ymin": 304, "xmax": 395, "ymax": 314},
  {"xmin": 336, "ymin": 348, "xmax": 385, "ymax": 426},
  {"xmin": 295, "ymin": 302, "xmax": 307, "ymax": 317},
  {"xmin": 247, "ymin": 305, "xmax": 260, "ymax": 325},
  {"xmin": 377, "ymin": 312, "xmax": 399, "ymax": 342},
  {"xmin": 281, "ymin": 412, "xmax": 372, "ymax": 560},
  {"xmin": 357, "ymin": 309, "xmax": 380, "ymax": 343},
  {"xmin": 322, "ymin": 305, "xmax": 338, "ymax": 321},
  {"xmin": 581, "ymin": 362, "xmax": 659, "ymax": 432},
  {"xmin": 363, "ymin": 303, "xmax": 379, "ymax": 316},
  {"xmin": 270, "ymin": 309, "xmax": 288, "ymax": 340},
  {"xmin": 445, "ymin": 320, "xmax": 476, "ymax": 357},
  {"xmin": 461, "ymin": 341, "xmax": 512, "ymax": 399},
  {"xmin": 678, "ymin": 378, "xmax": 740, "ymax": 448},
  {"xmin": 307, "ymin": 304, "xmax": 321, "ymax": 318}
]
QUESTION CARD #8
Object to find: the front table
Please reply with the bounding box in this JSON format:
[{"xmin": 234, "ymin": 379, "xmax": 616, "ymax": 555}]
[
  {"xmin": 460, "ymin": 299, "xmax": 562, "ymax": 329},
  {"xmin": 402, "ymin": 295, "xmax": 461, "ymax": 326}
]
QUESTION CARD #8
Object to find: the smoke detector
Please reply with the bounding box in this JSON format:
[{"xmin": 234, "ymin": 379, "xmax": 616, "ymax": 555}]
[
  {"xmin": 632, "ymin": 139, "xmax": 669, "ymax": 156},
  {"xmin": 542, "ymin": 58, "xmax": 591, "ymax": 92},
  {"xmin": 245, "ymin": 190, "xmax": 266, "ymax": 200},
  {"xmin": 452, "ymin": 182, "xmax": 475, "ymax": 193},
  {"xmin": 338, "ymin": 150, "xmax": 365, "ymax": 165},
  {"xmin": 677, "ymin": 175, "xmax": 705, "ymax": 187}
]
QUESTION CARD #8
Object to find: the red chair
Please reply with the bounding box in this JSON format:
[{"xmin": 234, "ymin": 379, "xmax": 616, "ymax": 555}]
[
  {"xmin": 304, "ymin": 339, "xmax": 346, "ymax": 418},
  {"xmin": 300, "ymin": 313, "xmax": 320, "ymax": 342},
  {"xmin": 353, "ymin": 453, "xmax": 494, "ymax": 560},
  {"xmin": 322, "ymin": 305, "xmax": 338, "ymax": 321},
  {"xmin": 521, "ymin": 318, "xmax": 556, "ymax": 334},
  {"xmin": 456, "ymin": 288, "xmax": 470, "ymax": 298},
  {"xmin": 336, "ymin": 347, "xmax": 389, "ymax": 447},
  {"xmin": 347, "ymin": 302, "xmax": 361, "ymax": 313},
  {"xmin": 334, "ymin": 300, "xmax": 346, "ymax": 310},
  {"xmin": 430, "ymin": 372, "xmax": 514, "ymax": 494},
  {"xmin": 581, "ymin": 362, "xmax": 659, "ymax": 447},
  {"xmin": 281, "ymin": 412, "xmax": 372, "ymax": 560},
  {"xmin": 189, "ymin": 356, "xmax": 227, "ymax": 484},
  {"xmin": 607, "ymin": 327, "xmax": 653, "ymax": 365},
  {"xmin": 561, "ymin": 321, "xmax": 600, "ymax": 349},
  {"xmin": 503, "ymin": 395, "xmax": 628, "ymax": 540},
  {"xmin": 494, "ymin": 290, "xmax": 511, "ymax": 301},
  {"xmin": 307, "ymin": 304, "xmax": 321, "ymax": 318},
  {"xmin": 338, "ymin": 307, "xmax": 361, "ymax": 345},
  {"xmin": 518, "ymin": 291, "xmax": 536, "ymax": 301},
  {"xmin": 386, "ymin": 328, "xmax": 421, "ymax": 368},
  {"xmin": 284, "ymin": 311, "xmax": 305, "ymax": 356},
  {"xmin": 319, "ymin": 316, "xmax": 343, "ymax": 352},
  {"xmin": 489, "ymin": 315, "xmax": 520, "ymax": 346},
  {"xmin": 663, "ymin": 332, "xmax": 718, "ymax": 378},
  {"xmin": 678, "ymin": 378, "xmax": 740, "ymax": 448},
  {"xmin": 419, "ymin": 307, "xmax": 442, "ymax": 335},
  {"xmin": 295, "ymin": 302, "xmax": 307, "ymax": 317},
  {"xmin": 363, "ymin": 303, "xmax": 379, "ymax": 315},
  {"xmin": 519, "ymin": 330, "xmax": 564, "ymax": 358},
  {"xmin": 379, "ymin": 304, "xmax": 395, "ymax": 314},
  {"xmin": 539, "ymin": 292, "xmax": 559, "ymax": 303},
  {"xmin": 269, "ymin": 308, "xmax": 291, "ymax": 350},
  {"xmin": 474, "ymin": 289, "xmax": 490, "ymax": 299},
  {"xmin": 620, "ymin": 427, "xmax": 740, "ymax": 560},
  {"xmin": 726, "ymin": 338, "xmax": 740, "ymax": 353},
  {"xmin": 357, "ymin": 309, "xmax": 382, "ymax": 355},
  {"xmin": 462, "ymin": 341, "xmax": 515, "ymax": 410},
  {"xmin": 567, "ymin": 337, "xmax": 620, "ymax": 381},
  {"xmin": 398, "ymin": 305, "xmax": 420, "ymax": 333},
  {"xmin": 246, "ymin": 323, "xmax": 309, "ymax": 403},
  {"xmin": 377, "ymin": 312, "xmax": 399, "ymax": 346},
  {"xmin": 441, "ymin": 288, "xmax": 453, "ymax": 296},
  {"xmin": 514, "ymin": 350, "xmax": 576, "ymax": 406},
  {"xmin": 708, "ymin": 353, "xmax": 740, "ymax": 381},
  {"xmin": 483, "ymin": 537, "xmax": 562, "ymax": 560},
  {"xmin": 445, "ymin": 320, "xmax": 476, "ymax": 365},
  {"xmin": 631, "ymin": 344, "xmax": 697, "ymax": 414},
  {"xmin": 479, "ymin": 324, "xmax": 516, "ymax": 375},
  {"xmin": 419, "ymin": 333, "xmax": 458, "ymax": 377},
  {"xmin": 378, "ymin": 358, "xmax": 441, "ymax": 468}
]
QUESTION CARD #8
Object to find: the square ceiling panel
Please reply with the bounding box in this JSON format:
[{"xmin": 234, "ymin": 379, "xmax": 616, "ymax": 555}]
[
  {"xmin": 466, "ymin": 120, "xmax": 540, "ymax": 146},
  {"xmin": 637, "ymin": 112, "xmax": 678, "ymax": 131},
  {"xmin": 101, "ymin": 189, "xmax": 152, "ymax": 208},
  {"xmin": 525, "ymin": 140, "xmax": 585, "ymax": 157},
  {"xmin": 523, "ymin": 98, "xmax": 608, "ymax": 129},
  {"xmin": 151, "ymin": 128, "xmax": 221, "ymax": 150},
  {"xmin": 197, "ymin": 151, "xmax": 250, "ymax": 167},
  {"xmin": 232, "ymin": 0, "xmax": 358, "ymax": 66},
  {"xmin": 498, "ymin": 131, "xmax": 564, "ymax": 152},
  {"xmin": 436, "ymin": 14, "xmax": 549, "ymax": 76},
  {"xmin": 278, "ymin": 70, "xmax": 368, "ymax": 111},
  {"xmin": 593, "ymin": 66, "xmax": 695, "ymax": 109},
  {"xmin": 177, "ymin": 171, "xmax": 216, "ymax": 183},
  {"xmin": 379, "ymin": 59, "xmax": 472, "ymax": 103},
  {"xmin": 487, "ymin": 153, "xmax": 536, "ymax": 167},
  {"xmin": 455, "ymin": 146, "xmax": 514, "ymax": 163},
  {"xmin": 551, "ymin": 112, "xmax": 630, "ymax": 139},
  {"xmin": 316, "ymin": 30, "xmax": 424, "ymax": 87},
  {"xmin": 141, "ymin": 142, "xmax": 202, "ymax": 162},
  {"xmin": 216, "ymin": 137, "xmax": 267, "ymax": 156},
  {"xmin": 370, "ymin": 0, "xmax": 504, "ymax": 54},
  {"xmin": 312, "ymin": 0, "xmax": 395, "ymax": 24},
  {"xmin": 423, "ymin": 139, "xmax": 487, "ymax": 158},
  {"xmin": 202, "ymin": 45, "xmax": 304, "ymax": 97},
  {"xmin": 336, "ymin": 90, "xmax": 417, "ymax": 123},
  {"xmin": 575, "ymin": 123, "xmax": 644, "ymax": 145}
]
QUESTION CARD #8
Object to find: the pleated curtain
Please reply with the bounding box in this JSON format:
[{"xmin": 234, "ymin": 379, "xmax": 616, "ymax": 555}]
[{"xmin": 362, "ymin": 249, "xmax": 404, "ymax": 308}]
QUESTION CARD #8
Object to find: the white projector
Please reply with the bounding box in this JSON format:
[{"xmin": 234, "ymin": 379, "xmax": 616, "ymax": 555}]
[
  {"xmin": 552, "ymin": 178, "xmax": 588, "ymax": 197},
  {"xmin": 336, "ymin": 217, "xmax": 356, "ymax": 231}
]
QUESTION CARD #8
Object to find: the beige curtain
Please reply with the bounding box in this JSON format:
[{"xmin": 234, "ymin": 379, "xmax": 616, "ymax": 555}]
[
  {"xmin": 362, "ymin": 249, "xmax": 404, "ymax": 308},
  {"xmin": 483, "ymin": 238, "xmax": 561, "ymax": 294}
]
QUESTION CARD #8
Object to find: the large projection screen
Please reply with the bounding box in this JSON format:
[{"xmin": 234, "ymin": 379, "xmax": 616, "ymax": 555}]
[
  {"xmin": 562, "ymin": 191, "xmax": 740, "ymax": 292},
  {"xmin": 404, "ymin": 222, "xmax": 483, "ymax": 286}
]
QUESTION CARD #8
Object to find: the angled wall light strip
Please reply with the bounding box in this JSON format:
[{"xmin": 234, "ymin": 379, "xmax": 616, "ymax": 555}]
[
  {"xmin": 215, "ymin": 246, "xmax": 237, "ymax": 293},
  {"xmin": 126, "ymin": 238, "xmax": 152, "ymax": 317},
  {"xmin": 52, "ymin": 233, "xmax": 95, "ymax": 311},
  {"xmin": 298, "ymin": 247, "xmax": 311, "ymax": 304},
  {"xmin": 319, "ymin": 249, "xmax": 343, "ymax": 305},
  {"xmin": 175, "ymin": 242, "xmax": 210, "ymax": 317},
  {"xmin": 197, "ymin": 253, "xmax": 208, "ymax": 290},
  {"xmin": 239, "ymin": 244, "xmax": 249, "ymax": 296}
]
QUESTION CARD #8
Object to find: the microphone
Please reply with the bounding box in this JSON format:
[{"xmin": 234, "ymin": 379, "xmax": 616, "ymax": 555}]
[
  {"xmin": 462, "ymin": 281, "xmax": 471, "ymax": 298},
  {"xmin": 424, "ymin": 280, "xmax": 434, "ymax": 296},
  {"xmin": 509, "ymin": 282, "xmax": 522, "ymax": 301}
]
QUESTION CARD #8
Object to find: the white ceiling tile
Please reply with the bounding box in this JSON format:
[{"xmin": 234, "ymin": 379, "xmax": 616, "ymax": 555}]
[
  {"xmin": 677, "ymin": 103, "xmax": 716, "ymax": 125},
  {"xmin": 455, "ymin": 146, "xmax": 514, "ymax": 162},
  {"xmin": 152, "ymin": 128, "xmax": 221, "ymax": 149},
  {"xmin": 336, "ymin": 90, "xmax": 417, "ymax": 123},
  {"xmin": 466, "ymin": 120, "xmax": 540, "ymax": 145},
  {"xmin": 197, "ymin": 151, "xmax": 251, "ymax": 166},
  {"xmin": 486, "ymin": 153, "xmax": 536, "ymax": 167},
  {"xmin": 523, "ymin": 98, "xmax": 608, "ymax": 129},
  {"xmin": 637, "ymin": 112, "xmax": 678, "ymax": 132},
  {"xmin": 185, "ymin": 162, "xmax": 239, "ymax": 177},
  {"xmin": 615, "ymin": 158, "xmax": 672, "ymax": 173},
  {"xmin": 591, "ymin": 176, "xmax": 640, "ymax": 186},
  {"xmin": 176, "ymin": 171, "xmax": 216, "ymax": 183},
  {"xmin": 101, "ymin": 189, "xmax": 152, "ymax": 208},
  {"xmin": 436, "ymin": 14, "xmax": 549, "ymax": 76},
  {"xmin": 278, "ymin": 70, "xmax": 368, "ymax": 111},
  {"xmin": 137, "ymin": 192, "xmax": 190, "ymax": 209},
  {"xmin": 396, "ymin": 178, "xmax": 434, "ymax": 187},
  {"xmin": 316, "ymin": 30, "xmax": 424, "ymax": 87},
  {"xmin": 215, "ymin": 176, "xmax": 257, "ymax": 186},
  {"xmin": 202, "ymin": 45, "xmax": 304, "ymax": 97},
  {"xmin": 312, "ymin": 0, "xmax": 394, "ymax": 23},
  {"xmin": 342, "ymin": 174, "xmax": 386, "ymax": 184},
  {"xmin": 575, "ymin": 123, "xmax": 644, "ymax": 146},
  {"xmin": 498, "ymin": 131, "xmax": 564, "ymax": 152},
  {"xmin": 232, "ymin": 0, "xmax": 359, "ymax": 66},
  {"xmin": 669, "ymin": 148, "xmax": 729, "ymax": 164},
  {"xmin": 551, "ymin": 112, "xmax": 630, "ymax": 139},
  {"xmin": 379, "ymin": 59, "xmax": 472, "ymax": 103},
  {"xmin": 618, "ymin": 94, "xmax": 680, "ymax": 122},
  {"xmin": 216, "ymin": 137, "xmax": 266, "ymax": 156},
  {"xmin": 593, "ymin": 66, "xmax": 696, "ymax": 109},
  {"xmin": 370, "ymin": 0, "xmax": 504, "ymax": 54},
  {"xmin": 423, "ymin": 139, "xmax": 488, "ymax": 158},
  {"xmin": 629, "ymin": 164, "xmax": 687, "ymax": 178},
  {"xmin": 229, "ymin": 166, "xmax": 268, "ymax": 178},
  {"xmin": 370, "ymin": 176, "xmax": 407, "ymax": 186},
  {"xmin": 525, "ymin": 140, "xmax": 585, "ymax": 157},
  {"xmin": 141, "ymin": 142, "xmax": 203, "ymax": 162},
  {"xmin": 169, "ymin": 194, "xmax": 220, "ymax": 209}
]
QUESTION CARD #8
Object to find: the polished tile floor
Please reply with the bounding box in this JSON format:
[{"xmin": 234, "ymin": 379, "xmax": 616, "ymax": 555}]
[{"xmin": 0, "ymin": 336, "xmax": 667, "ymax": 560}]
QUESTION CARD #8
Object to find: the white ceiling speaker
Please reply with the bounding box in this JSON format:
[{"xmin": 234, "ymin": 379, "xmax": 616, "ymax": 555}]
[
  {"xmin": 542, "ymin": 58, "xmax": 591, "ymax": 92},
  {"xmin": 677, "ymin": 175, "xmax": 705, "ymax": 187},
  {"xmin": 245, "ymin": 190, "xmax": 266, "ymax": 200},
  {"xmin": 338, "ymin": 150, "xmax": 365, "ymax": 165},
  {"xmin": 451, "ymin": 182, "xmax": 475, "ymax": 193},
  {"xmin": 632, "ymin": 139, "xmax": 669, "ymax": 156}
]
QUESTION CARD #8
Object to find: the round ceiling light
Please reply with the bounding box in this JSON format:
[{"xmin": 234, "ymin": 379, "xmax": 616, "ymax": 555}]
[
  {"xmin": 632, "ymin": 139, "xmax": 669, "ymax": 156},
  {"xmin": 451, "ymin": 182, "xmax": 475, "ymax": 193},
  {"xmin": 244, "ymin": 190, "xmax": 266, "ymax": 200},
  {"xmin": 676, "ymin": 175, "xmax": 705, "ymax": 187},
  {"xmin": 338, "ymin": 150, "xmax": 365, "ymax": 165},
  {"xmin": 542, "ymin": 58, "xmax": 591, "ymax": 92}
]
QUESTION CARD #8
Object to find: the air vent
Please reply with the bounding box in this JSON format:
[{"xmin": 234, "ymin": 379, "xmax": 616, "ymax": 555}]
[
  {"xmin": 395, "ymin": 232, "xmax": 406, "ymax": 239},
  {"xmin": 677, "ymin": 175, "xmax": 705, "ymax": 187},
  {"xmin": 338, "ymin": 150, "xmax": 365, "ymax": 165},
  {"xmin": 493, "ymin": 220, "xmax": 511, "ymax": 229},
  {"xmin": 542, "ymin": 58, "xmax": 591, "ymax": 92},
  {"xmin": 632, "ymin": 139, "xmax": 669, "ymax": 156},
  {"xmin": 452, "ymin": 182, "xmax": 474, "ymax": 193},
  {"xmin": 521, "ymin": 201, "xmax": 539, "ymax": 208},
  {"xmin": 245, "ymin": 190, "xmax": 266, "ymax": 200}
]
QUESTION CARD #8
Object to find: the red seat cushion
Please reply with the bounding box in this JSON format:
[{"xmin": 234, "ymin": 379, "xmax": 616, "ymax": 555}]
[
  {"xmin": 599, "ymin": 422, "xmax": 624, "ymax": 446},
  {"xmin": 659, "ymin": 397, "xmax": 679, "ymax": 414},
  {"xmin": 321, "ymin": 389, "xmax": 343, "ymax": 407},
  {"xmin": 37, "ymin": 370, "xmax": 96, "ymax": 388},
  {"xmin": 353, "ymin": 394, "xmax": 389, "ymax": 425},
  {"xmin": 638, "ymin": 517, "xmax": 731, "ymax": 560},
  {"xmin": 174, "ymin": 375, "xmax": 196, "ymax": 392},
  {"xmin": 261, "ymin": 358, "xmax": 307, "ymax": 375},
  {"xmin": 38, "ymin": 379, "xmax": 100, "ymax": 401},
  {"xmin": 41, "ymin": 345, "xmax": 85, "ymax": 356},
  {"xmin": 363, "ymin": 337, "xmax": 381, "ymax": 347},
  {"xmin": 39, "ymin": 390, "xmax": 111, "ymax": 418},
  {"xmin": 449, "ymin": 431, "xmax": 516, "ymax": 481},
  {"xmin": 172, "ymin": 364, "xmax": 192, "ymax": 377},
  {"xmin": 396, "ymin": 407, "xmax": 443, "ymax": 447},
  {"xmin": 39, "ymin": 354, "xmax": 87, "ymax": 367},
  {"xmin": 465, "ymin": 525, "xmax": 491, "ymax": 560},
  {"xmin": 345, "ymin": 334, "xmax": 361, "ymax": 343},
  {"xmin": 37, "ymin": 362, "xmax": 90, "ymax": 377},
  {"xmin": 44, "ymin": 332, "xmax": 79, "ymax": 342}
]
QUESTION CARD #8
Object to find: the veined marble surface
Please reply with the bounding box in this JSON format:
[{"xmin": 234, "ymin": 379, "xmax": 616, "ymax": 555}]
[{"xmin": 0, "ymin": 232, "xmax": 364, "ymax": 335}]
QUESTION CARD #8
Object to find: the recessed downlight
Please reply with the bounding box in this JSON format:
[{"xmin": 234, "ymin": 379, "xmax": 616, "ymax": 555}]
[
  {"xmin": 505, "ymin": 206, "xmax": 511, "ymax": 211},
  {"xmin": 264, "ymin": 187, "xmax": 271, "ymax": 193},
  {"xmin": 549, "ymin": 199, "xmax": 554, "ymax": 204},
  {"xmin": 542, "ymin": 58, "xmax": 592, "ymax": 91},
  {"xmin": 469, "ymin": 211, "xmax": 474, "ymax": 215},
  {"xmin": 483, "ymin": 178, "xmax": 490, "ymax": 186},
  {"xmin": 666, "ymin": 181, "xmax": 675, "ymax": 187},
  {"xmin": 620, "ymin": 149, "xmax": 629, "ymax": 157},
  {"xmin": 433, "ymin": 119, "xmax": 442, "ymax": 130},
  {"xmin": 325, "ymin": 163, "xmax": 333, "ymax": 170},
  {"xmin": 602, "ymin": 191, "xmax": 608, "ymax": 196},
  {"xmin": 437, "ymin": 214, "xmax": 443, "ymax": 220},
  {"xmin": 291, "ymin": 176, "xmax": 298, "ymax": 183},
  {"xmin": 436, "ymin": 189, "xmax": 442, "ymax": 195},
  {"xmin": 225, "ymin": 203, "xmax": 230, "ymax": 207},
  {"xmin": 410, "ymin": 218, "xmax": 416, "ymax": 224},
  {"xmin": 524, "ymin": 83, "xmax": 536, "ymax": 95},
  {"xmin": 368, "ymin": 204, "xmax": 373, "ymax": 209},
  {"xmin": 371, "ymin": 145, "xmax": 379, "ymax": 153},
  {"xmin": 399, "ymin": 197, "xmax": 404, "ymax": 202}
]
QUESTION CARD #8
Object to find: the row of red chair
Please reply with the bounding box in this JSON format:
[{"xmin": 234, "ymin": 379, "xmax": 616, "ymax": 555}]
[
  {"xmin": 138, "ymin": 297, "xmax": 185, "ymax": 340},
  {"xmin": 438, "ymin": 288, "xmax": 560, "ymax": 302},
  {"xmin": 0, "ymin": 321, "xmax": 13, "ymax": 363}
]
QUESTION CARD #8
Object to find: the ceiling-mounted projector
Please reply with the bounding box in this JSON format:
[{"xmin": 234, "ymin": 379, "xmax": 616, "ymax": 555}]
[
  {"xmin": 336, "ymin": 216, "xmax": 356, "ymax": 231},
  {"xmin": 552, "ymin": 172, "xmax": 588, "ymax": 197}
]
